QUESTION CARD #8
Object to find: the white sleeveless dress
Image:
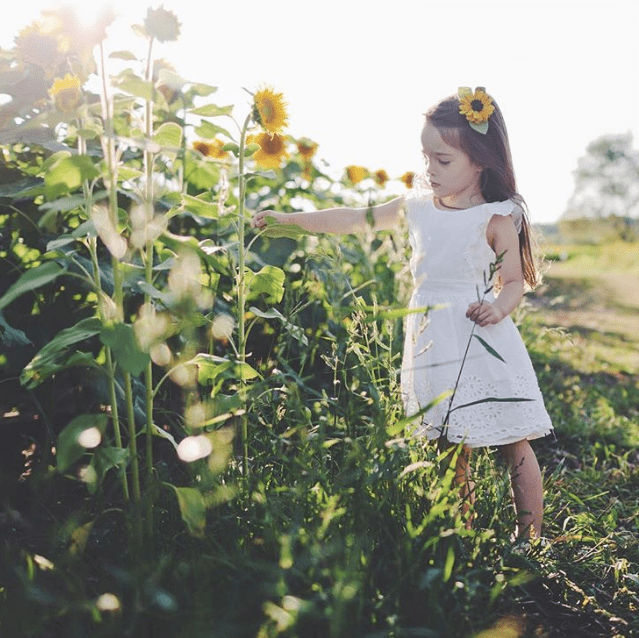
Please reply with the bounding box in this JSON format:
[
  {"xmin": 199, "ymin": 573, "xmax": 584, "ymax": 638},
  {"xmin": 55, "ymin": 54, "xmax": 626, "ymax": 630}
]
[{"xmin": 400, "ymin": 190, "xmax": 553, "ymax": 448}]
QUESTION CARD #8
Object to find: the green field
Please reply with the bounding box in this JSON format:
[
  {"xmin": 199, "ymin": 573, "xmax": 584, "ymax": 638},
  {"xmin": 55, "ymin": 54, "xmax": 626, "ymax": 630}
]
[{"xmin": 1, "ymin": 8, "xmax": 637, "ymax": 634}]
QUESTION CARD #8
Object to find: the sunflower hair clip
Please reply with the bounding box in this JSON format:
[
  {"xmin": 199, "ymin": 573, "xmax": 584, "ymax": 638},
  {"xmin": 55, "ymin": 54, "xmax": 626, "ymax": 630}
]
[{"xmin": 458, "ymin": 87, "xmax": 495, "ymax": 135}]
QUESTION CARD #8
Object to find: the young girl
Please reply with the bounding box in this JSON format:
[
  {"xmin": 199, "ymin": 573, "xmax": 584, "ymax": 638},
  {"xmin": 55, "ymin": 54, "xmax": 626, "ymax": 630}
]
[{"xmin": 252, "ymin": 88, "xmax": 553, "ymax": 540}]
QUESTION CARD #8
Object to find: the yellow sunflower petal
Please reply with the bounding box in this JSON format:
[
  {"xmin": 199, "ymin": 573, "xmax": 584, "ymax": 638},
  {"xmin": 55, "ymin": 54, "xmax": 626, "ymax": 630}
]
[
  {"xmin": 252, "ymin": 87, "xmax": 289, "ymax": 136},
  {"xmin": 49, "ymin": 73, "xmax": 82, "ymax": 112},
  {"xmin": 251, "ymin": 132, "xmax": 288, "ymax": 168}
]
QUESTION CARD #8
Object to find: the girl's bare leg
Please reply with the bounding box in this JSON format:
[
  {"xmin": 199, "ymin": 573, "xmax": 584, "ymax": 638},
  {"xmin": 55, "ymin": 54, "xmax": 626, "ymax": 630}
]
[
  {"xmin": 499, "ymin": 439, "xmax": 543, "ymax": 539},
  {"xmin": 451, "ymin": 444, "xmax": 475, "ymax": 528}
]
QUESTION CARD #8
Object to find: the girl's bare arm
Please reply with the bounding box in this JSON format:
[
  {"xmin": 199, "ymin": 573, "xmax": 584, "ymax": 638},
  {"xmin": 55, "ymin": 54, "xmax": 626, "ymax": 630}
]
[
  {"xmin": 251, "ymin": 196, "xmax": 404, "ymax": 234},
  {"xmin": 466, "ymin": 213, "xmax": 524, "ymax": 326}
]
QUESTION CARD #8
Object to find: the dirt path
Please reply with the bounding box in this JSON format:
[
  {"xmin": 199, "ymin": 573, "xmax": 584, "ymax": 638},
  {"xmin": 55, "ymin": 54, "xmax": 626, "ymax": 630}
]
[{"xmin": 530, "ymin": 263, "xmax": 639, "ymax": 374}]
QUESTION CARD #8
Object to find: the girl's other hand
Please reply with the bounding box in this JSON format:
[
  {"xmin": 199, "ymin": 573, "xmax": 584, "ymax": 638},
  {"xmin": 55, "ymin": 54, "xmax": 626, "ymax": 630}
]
[
  {"xmin": 251, "ymin": 210, "xmax": 281, "ymax": 229},
  {"xmin": 465, "ymin": 301, "xmax": 505, "ymax": 327}
]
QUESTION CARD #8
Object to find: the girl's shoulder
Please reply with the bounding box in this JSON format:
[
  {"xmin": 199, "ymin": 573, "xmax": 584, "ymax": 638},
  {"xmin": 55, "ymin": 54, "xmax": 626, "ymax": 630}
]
[{"xmin": 485, "ymin": 199, "xmax": 525, "ymax": 232}]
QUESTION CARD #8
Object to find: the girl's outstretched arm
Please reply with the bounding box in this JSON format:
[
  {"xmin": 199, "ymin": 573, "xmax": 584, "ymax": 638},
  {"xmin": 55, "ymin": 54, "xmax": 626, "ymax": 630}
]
[
  {"xmin": 466, "ymin": 213, "xmax": 525, "ymax": 327},
  {"xmin": 251, "ymin": 196, "xmax": 404, "ymax": 235}
]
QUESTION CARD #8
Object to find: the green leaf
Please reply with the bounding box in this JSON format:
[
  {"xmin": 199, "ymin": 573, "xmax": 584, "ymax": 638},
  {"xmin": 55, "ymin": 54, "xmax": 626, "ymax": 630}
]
[
  {"xmin": 0, "ymin": 176, "xmax": 42, "ymax": 199},
  {"xmin": 245, "ymin": 265, "xmax": 285, "ymax": 303},
  {"xmin": 21, "ymin": 317, "xmax": 103, "ymax": 387},
  {"xmin": 114, "ymin": 75, "xmax": 154, "ymax": 100},
  {"xmin": 184, "ymin": 161, "xmax": 221, "ymax": 190},
  {"xmin": 189, "ymin": 104, "xmax": 233, "ymax": 117},
  {"xmin": 249, "ymin": 306, "xmax": 308, "ymax": 346},
  {"xmin": 87, "ymin": 446, "xmax": 129, "ymax": 494},
  {"xmin": 386, "ymin": 390, "xmax": 452, "ymax": 437},
  {"xmin": 0, "ymin": 310, "xmax": 32, "ymax": 347},
  {"xmin": 154, "ymin": 122, "xmax": 183, "ymax": 149},
  {"xmin": 188, "ymin": 82, "xmax": 218, "ymax": 97},
  {"xmin": 100, "ymin": 323, "xmax": 150, "ymax": 376},
  {"xmin": 260, "ymin": 216, "xmax": 310, "ymax": 239},
  {"xmin": 39, "ymin": 192, "xmax": 105, "ymax": 213},
  {"xmin": 56, "ymin": 413, "xmax": 109, "ymax": 473},
  {"xmin": 0, "ymin": 262, "xmax": 66, "ymax": 311},
  {"xmin": 180, "ymin": 193, "xmax": 220, "ymax": 219},
  {"xmin": 167, "ymin": 485, "xmax": 207, "ymax": 537},
  {"xmin": 192, "ymin": 353, "xmax": 260, "ymax": 385},
  {"xmin": 118, "ymin": 166, "xmax": 144, "ymax": 181},
  {"xmin": 244, "ymin": 142, "xmax": 261, "ymax": 156},
  {"xmin": 44, "ymin": 155, "xmax": 100, "ymax": 200},
  {"xmin": 472, "ymin": 334, "xmax": 506, "ymax": 362},
  {"xmin": 194, "ymin": 119, "xmax": 233, "ymax": 140},
  {"xmin": 22, "ymin": 352, "xmax": 100, "ymax": 389},
  {"xmin": 109, "ymin": 50, "xmax": 138, "ymax": 61},
  {"xmin": 469, "ymin": 121, "xmax": 489, "ymax": 135},
  {"xmin": 221, "ymin": 142, "xmax": 240, "ymax": 158}
]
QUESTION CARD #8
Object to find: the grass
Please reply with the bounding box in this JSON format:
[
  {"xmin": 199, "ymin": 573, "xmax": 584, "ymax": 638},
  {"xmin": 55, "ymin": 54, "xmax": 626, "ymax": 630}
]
[{"xmin": 2, "ymin": 241, "xmax": 639, "ymax": 638}]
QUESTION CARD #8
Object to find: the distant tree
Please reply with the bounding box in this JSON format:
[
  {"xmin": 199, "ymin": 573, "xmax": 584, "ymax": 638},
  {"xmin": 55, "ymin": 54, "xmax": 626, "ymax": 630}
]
[{"xmin": 563, "ymin": 132, "xmax": 639, "ymax": 219}]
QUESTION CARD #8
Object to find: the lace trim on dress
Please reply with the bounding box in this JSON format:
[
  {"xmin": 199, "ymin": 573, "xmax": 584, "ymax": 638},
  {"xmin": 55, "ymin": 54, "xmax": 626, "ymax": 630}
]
[{"xmin": 405, "ymin": 371, "xmax": 552, "ymax": 447}]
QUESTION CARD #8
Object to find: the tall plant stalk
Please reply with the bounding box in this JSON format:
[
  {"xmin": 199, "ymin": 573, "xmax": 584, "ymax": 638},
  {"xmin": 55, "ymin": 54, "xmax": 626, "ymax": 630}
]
[
  {"xmin": 97, "ymin": 42, "xmax": 142, "ymax": 534},
  {"xmin": 143, "ymin": 35, "xmax": 157, "ymax": 536},
  {"xmin": 236, "ymin": 113, "xmax": 252, "ymax": 478}
]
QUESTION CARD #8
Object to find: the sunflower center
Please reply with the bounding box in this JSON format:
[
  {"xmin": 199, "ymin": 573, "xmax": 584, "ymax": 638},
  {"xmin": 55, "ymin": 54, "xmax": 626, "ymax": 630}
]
[
  {"xmin": 471, "ymin": 99, "xmax": 484, "ymax": 112},
  {"xmin": 261, "ymin": 100, "xmax": 275, "ymax": 123}
]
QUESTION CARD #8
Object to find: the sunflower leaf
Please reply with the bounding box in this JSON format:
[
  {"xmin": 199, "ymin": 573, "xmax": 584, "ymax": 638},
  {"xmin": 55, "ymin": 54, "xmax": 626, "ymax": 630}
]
[
  {"xmin": 260, "ymin": 217, "xmax": 309, "ymax": 239},
  {"xmin": 189, "ymin": 104, "xmax": 233, "ymax": 117},
  {"xmin": 469, "ymin": 121, "xmax": 489, "ymax": 135}
]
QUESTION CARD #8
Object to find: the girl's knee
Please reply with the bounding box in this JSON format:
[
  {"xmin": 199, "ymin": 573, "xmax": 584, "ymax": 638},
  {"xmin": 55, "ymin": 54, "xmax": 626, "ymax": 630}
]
[{"xmin": 498, "ymin": 439, "xmax": 532, "ymax": 468}]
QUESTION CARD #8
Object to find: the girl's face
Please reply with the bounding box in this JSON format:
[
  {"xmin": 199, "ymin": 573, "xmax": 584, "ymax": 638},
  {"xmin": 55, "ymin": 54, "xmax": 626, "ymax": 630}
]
[{"xmin": 421, "ymin": 122, "xmax": 484, "ymax": 208}]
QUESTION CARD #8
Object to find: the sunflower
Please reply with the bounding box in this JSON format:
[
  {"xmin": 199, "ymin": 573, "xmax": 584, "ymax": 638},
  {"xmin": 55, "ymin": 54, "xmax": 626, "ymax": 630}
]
[
  {"xmin": 14, "ymin": 21, "xmax": 64, "ymax": 75},
  {"xmin": 400, "ymin": 171, "xmax": 415, "ymax": 189},
  {"xmin": 296, "ymin": 138, "xmax": 318, "ymax": 161},
  {"xmin": 345, "ymin": 165, "xmax": 368, "ymax": 185},
  {"xmin": 49, "ymin": 73, "xmax": 82, "ymax": 112},
  {"xmin": 193, "ymin": 138, "xmax": 229, "ymax": 160},
  {"xmin": 458, "ymin": 87, "xmax": 495, "ymax": 125},
  {"xmin": 252, "ymin": 87, "xmax": 289, "ymax": 136},
  {"xmin": 143, "ymin": 6, "xmax": 181, "ymax": 43},
  {"xmin": 374, "ymin": 169, "xmax": 389, "ymax": 187},
  {"xmin": 249, "ymin": 132, "xmax": 289, "ymax": 168}
]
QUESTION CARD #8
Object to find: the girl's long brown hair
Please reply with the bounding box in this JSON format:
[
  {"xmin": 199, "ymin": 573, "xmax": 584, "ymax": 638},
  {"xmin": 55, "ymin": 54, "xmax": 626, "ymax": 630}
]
[{"xmin": 425, "ymin": 94, "xmax": 541, "ymax": 289}]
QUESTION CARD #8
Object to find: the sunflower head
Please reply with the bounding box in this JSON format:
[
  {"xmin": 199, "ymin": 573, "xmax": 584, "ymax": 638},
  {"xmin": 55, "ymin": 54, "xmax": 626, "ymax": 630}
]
[
  {"xmin": 400, "ymin": 171, "xmax": 415, "ymax": 189},
  {"xmin": 345, "ymin": 165, "xmax": 368, "ymax": 185},
  {"xmin": 49, "ymin": 73, "xmax": 82, "ymax": 112},
  {"xmin": 374, "ymin": 169, "xmax": 389, "ymax": 187},
  {"xmin": 296, "ymin": 137, "xmax": 318, "ymax": 162},
  {"xmin": 193, "ymin": 139, "xmax": 229, "ymax": 160},
  {"xmin": 143, "ymin": 6, "xmax": 181, "ymax": 43},
  {"xmin": 248, "ymin": 132, "xmax": 288, "ymax": 168},
  {"xmin": 458, "ymin": 86, "xmax": 495, "ymax": 134},
  {"xmin": 252, "ymin": 86, "xmax": 289, "ymax": 136},
  {"xmin": 14, "ymin": 21, "xmax": 65, "ymax": 75}
]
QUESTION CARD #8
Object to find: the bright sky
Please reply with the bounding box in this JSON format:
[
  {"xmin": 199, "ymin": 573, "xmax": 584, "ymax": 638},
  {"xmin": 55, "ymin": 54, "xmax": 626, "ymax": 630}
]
[{"xmin": 2, "ymin": 0, "xmax": 637, "ymax": 223}]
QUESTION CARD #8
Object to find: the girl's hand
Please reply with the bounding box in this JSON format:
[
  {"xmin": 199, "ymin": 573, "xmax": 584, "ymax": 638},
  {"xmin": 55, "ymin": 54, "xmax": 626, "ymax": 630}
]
[
  {"xmin": 466, "ymin": 301, "xmax": 505, "ymax": 327},
  {"xmin": 251, "ymin": 210, "xmax": 282, "ymax": 229}
]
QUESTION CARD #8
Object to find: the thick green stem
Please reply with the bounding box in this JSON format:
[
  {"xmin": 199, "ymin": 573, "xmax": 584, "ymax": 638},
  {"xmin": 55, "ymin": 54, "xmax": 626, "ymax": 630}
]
[
  {"xmin": 143, "ymin": 36, "xmax": 156, "ymax": 537},
  {"xmin": 237, "ymin": 113, "xmax": 252, "ymax": 478},
  {"xmin": 79, "ymin": 99, "xmax": 130, "ymax": 502}
]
